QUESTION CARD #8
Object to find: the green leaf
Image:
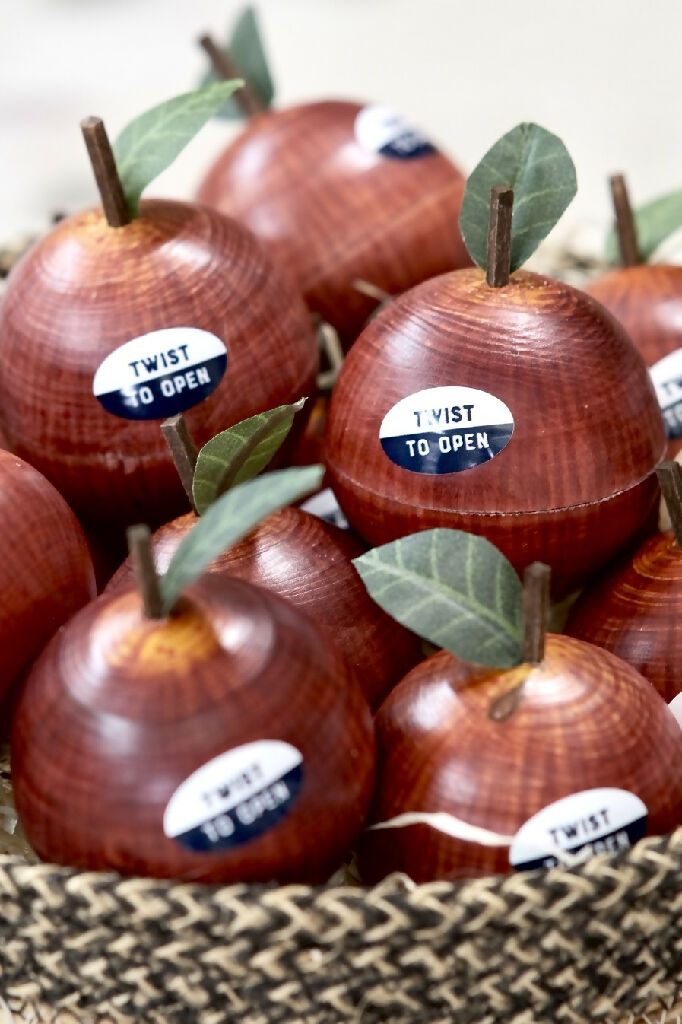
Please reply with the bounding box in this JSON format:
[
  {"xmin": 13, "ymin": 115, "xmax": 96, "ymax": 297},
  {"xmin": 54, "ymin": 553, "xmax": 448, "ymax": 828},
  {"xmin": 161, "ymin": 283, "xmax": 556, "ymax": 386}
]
[
  {"xmin": 113, "ymin": 81, "xmax": 243, "ymax": 217},
  {"xmin": 192, "ymin": 399, "xmax": 307, "ymax": 516},
  {"xmin": 605, "ymin": 188, "xmax": 682, "ymax": 264},
  {"xmin": 200, "ymin": 6, "xmax": 275, "ymax": 119},
  {"xmin": 352, "ymin": 529, "xmax": 523, "ymax": 668},
  {"xmin": 458, "ymin": 122, "xmax": 577, "ymax": 273},
  {"xmin": 160, "ymin": 464, "xmax": 323, "ymax": 616}
]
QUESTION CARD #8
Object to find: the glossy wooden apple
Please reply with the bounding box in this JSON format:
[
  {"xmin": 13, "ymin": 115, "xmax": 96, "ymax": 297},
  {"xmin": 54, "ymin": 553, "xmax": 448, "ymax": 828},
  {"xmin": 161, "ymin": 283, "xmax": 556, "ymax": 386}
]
[
  {"xmin": 0, "ymin": 199, "xmax": 318, "ymax": 530},
  {"xmin": 357, "ymin": 635, "xmax": 682, "ymax": 882},
  {"xmin": 0, "ymin": 449, "xmax": 95, "ymax": 704},
  {"xmin": 565, "ymin": 530, "xmax": 682, "ymax": 702},
  {"xmin": 12, "ymin": 573, "xmax": 375, "ymax": 881},
  {"xmin": 587, "ymin": 265, "xmax": 682, "ymax": 456},
  {"xmin": 107, "ymin": 506, "xmax": 422, "ymax": 710},
  {"xmin": 196, "ymin": 101, "xmax": 470, "ymax": 345},
  {"xmin": 325, "ymin": 268, "xmax": 665, "ymax": 596}
]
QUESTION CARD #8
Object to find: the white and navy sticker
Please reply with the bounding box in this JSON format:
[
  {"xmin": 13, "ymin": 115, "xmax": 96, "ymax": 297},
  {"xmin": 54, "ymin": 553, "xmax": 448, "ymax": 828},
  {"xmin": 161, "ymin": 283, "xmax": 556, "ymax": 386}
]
[
  {"xmin": 509, "ymin": 789, "xmax": 648, "ymax": 871},
  {"xmin": 93, "ymin": 327, "xmax": 227, "ymax": 421},
  {"xmin": 669, "ymin": 693, "xmax": 682, "ymax": 730},
  {"xmin": 163, "ymin": 740, "xmax": 303, "ymax": 853},
  {"xmin": 379, "ymin": 386, "xmax": 514, "ymax": 474},
  {"xmin": 354, "ymin": 104, "xmax": 436, "ymax": 160},
  {"xmin": 301, "ymin": 487, "xmax": 349, "ymax": 530},
  {"xmin": 650, "ymin": 349, "xmax": 682, "ymax": 439}
]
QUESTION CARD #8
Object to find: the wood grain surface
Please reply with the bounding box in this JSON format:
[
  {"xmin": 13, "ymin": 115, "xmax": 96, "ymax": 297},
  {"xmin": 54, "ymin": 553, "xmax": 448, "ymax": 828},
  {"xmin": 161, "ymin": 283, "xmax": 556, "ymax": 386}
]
[
  {"xmin": 0, "ymin": 199, "xmax": 318, "ymax": 529},
  {"xmin": 357, "ymin": 636, "xmax": 682, "ymax": 882},
  {"xmin": 107, "ymin": 506, "xmax": 422, "ymax": 710},
  {"xmin": 196, "ymin": 101, "xmax": 471, "ymax": 345},
  {"xmin": 0, "ymin": 450, "xmax": 95, "ymax": 705},
  {"xmin": 325, "ymin": 268, "xmax": 666, "ymax": 595},
  {"xmin": 12, "ymin": 574, "xmax": 375, "ymax": 882},
  {"xmin": 566, "ymin": 531, "xmax": 682, "ymax": 702}
]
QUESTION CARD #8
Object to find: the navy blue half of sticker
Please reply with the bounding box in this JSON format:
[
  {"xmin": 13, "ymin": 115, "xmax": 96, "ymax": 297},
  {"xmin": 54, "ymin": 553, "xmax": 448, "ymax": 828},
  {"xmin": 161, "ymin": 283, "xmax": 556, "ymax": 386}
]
[
  {"xmin": 380, "ymin": 135, "xmax": 435, "ymax": 159},
  {"xmin": 514, "ymin": 815, "xmax": 647, "ymax": 871},
  {"xmin": 381, "ymin": 424, "xmax": 514, "ymax": 474},
  {"xmin": 174, "ymin": 764, "xmax": 303, "ymax": 853},
  {"xmin": 96, "ymin": 353, "xmax": 227, "ymax": 421}
]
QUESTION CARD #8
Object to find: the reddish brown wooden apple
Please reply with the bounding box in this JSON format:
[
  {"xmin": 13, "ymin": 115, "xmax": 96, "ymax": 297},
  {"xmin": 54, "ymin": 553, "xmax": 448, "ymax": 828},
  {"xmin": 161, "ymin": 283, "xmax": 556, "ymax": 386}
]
[
  {"xmin": 107, "ymin": 505, "xmax": 422, "ymax": 710},
  {"xmin": 12, "ymin": 572, "xmax": 375, "ymax": 881},
  {"xmin": 324, "ymin": 267, "xmax": 665, "ymax": 595},
  {"xmin": 0, "ymin": 449, "xmax": 95, "ymax": 705},
  {"xmin": 357, "ymin": 635, "xmax": 682, "ymax": 882},
  {"xmin": 196, "ymin": 100, "xmax": 470, "ymax": 346}
]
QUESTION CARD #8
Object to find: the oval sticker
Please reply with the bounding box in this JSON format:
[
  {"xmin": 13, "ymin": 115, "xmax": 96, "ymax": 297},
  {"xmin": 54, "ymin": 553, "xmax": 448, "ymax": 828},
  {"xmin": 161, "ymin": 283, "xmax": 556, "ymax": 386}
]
[
  {"xmin": 650, "ymin": 349, "xmax": 682, "ymax": 438},
  {"xmin": 354, "ymin": 104, "xmax": 436, "ymax": 160},
  {"xmin": 163, "ymin": 740, "xmax": 303, "ymax": 853},
  {"xmin": 93, "ymin": 327, "xmax": 227, "ymax": 421},
  {"xmin": 379, "ymin": 386, "xmax": 514, "ymax": 474},
  {"xmin": 509, "ymin": 788, "xmax": 648, "ymax": 871}
]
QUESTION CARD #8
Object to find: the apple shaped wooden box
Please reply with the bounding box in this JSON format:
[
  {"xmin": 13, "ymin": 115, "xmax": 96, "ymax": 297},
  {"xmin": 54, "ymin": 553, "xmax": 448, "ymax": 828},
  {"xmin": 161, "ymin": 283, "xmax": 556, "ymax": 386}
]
[
  {"xmin": 325, "ymin": 268, "xmax": 666, "ymax": 595},
  {"xmin": 196, "ymin": 100, "xmax": 471, "ymax": 345}
]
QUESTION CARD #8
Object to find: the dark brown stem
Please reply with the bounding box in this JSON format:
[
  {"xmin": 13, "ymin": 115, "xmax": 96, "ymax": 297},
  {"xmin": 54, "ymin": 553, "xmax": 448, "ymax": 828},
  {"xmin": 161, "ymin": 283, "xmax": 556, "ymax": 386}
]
[
  {"xmin": 610, "ymin": 173, "xmax": 641, "ymax": 267},
  {"xmin": 522, "ymin": 562, "xmax": 550, "ymax": 664},
  {"xmin": 80, "ymin": 117, "xmax": 130, "ymax": 228},
  {"xmin": 656, "ymin": 461, "xmax": 682, "ymax": 548},
  {"xmin": 198, "ymin": 33, "xmax": 265, "ymax": 118},
  {"xmin": 127, "ymin": 525, "xmax": 163, "ymax": 619},
  {"xmin": 161, "ymin": 415, "xmax": 198, "ymax": 513},
  {"xmin": 486, "ymin": 185, "xmax": 513, "ymax": 288}
]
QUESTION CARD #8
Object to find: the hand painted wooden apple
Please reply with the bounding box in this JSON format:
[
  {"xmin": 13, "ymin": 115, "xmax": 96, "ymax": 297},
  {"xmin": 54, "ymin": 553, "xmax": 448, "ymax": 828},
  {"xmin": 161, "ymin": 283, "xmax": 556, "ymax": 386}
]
[
  {"xmin": 0, "ymin": 86, "xmax": 317, "ymax": 531},
  {"xmin": 587, "ymin": 175, "xmax": 682, "ymax": 457},
  {"xmin": 0, "ymin": 449, "xmax": 95, "ymax": 706},
  {"xmin": 108, "ymin": 410, "xmax": 422, "ymax": 710},
  {"xmin": 194, "ymin": 27, "xmax": 470, "ymax": 346},
  {"xmin": 352, "ymin": 531, "xmax": 682, "ymax": 882},
  {"xmin": 325, "ymin": 129, "xmax": 665, "ymax": 596},
  {"xmin": 12, "ymin": 466, "xmax": 376, "ymax": 882},
  {"xmin": 565, "ymin": 461, "xmax": 682, "ymax": 702}
]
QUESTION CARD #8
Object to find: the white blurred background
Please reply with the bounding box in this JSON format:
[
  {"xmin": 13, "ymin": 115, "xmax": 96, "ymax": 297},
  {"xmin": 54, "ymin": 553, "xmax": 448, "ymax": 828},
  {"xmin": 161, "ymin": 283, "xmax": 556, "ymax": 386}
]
[{"xmin": 2, "ymin": 0, "xmax": 681, "ymax": 258}]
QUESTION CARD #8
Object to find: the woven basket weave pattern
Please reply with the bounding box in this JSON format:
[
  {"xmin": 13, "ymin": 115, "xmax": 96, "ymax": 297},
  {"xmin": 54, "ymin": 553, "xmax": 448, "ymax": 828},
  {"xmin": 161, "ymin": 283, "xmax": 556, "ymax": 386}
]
[{"xmin": 0, "ymin": 825, "xmax": 680, "ymax": 1024}]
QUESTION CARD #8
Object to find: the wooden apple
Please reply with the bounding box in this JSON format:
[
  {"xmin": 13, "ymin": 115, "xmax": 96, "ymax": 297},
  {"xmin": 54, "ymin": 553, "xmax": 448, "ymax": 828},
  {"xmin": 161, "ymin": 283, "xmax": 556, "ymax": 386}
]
[
  {"xmin": 565, "ymin": 460, "xmax": 682, "ymax": 702},
  {"xmin": 107, "ymin": 505, "xmax": 422, "ymax": 711},
  {"xmin": 357, "ymin": 635, "xmax": 682, "ymax": 882},
  {"xmin": 586, "ymin": 175, "xmax": 682, "ymax": 457},
  {"xmin": 0, "ymin": 99, "xmax": 318, "ymax": 531},
  {"xmin": 0, "ymin": 449, "xmax": 95, "ymax": 704},
  {"xmin": 196, "ymin": 95, "xmax": 470, "ymax": 346},
  {"xmin": 324, "ymin": 265, "xmax": 664, "ymax": 595}
]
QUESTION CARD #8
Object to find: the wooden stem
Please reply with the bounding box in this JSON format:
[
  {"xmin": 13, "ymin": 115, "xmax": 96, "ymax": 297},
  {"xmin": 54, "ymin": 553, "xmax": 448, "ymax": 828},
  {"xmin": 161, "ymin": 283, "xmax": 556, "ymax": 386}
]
[
  {"xmin": 656, "ymin": 461, "xmax": 682, "ymax": 548},
  {"xmin": 352, "ymin": 279, "xmax": 392, "ymax": 304},
  {"xmin": 80, "ymin": 117, "xmax": 130, "ymax": 228},
  {"xmin": 522, "ymin": 562, "xmax": 550, "ymax": 664},
  {"xmin": 127, "ymin": 525, "xmax": 163, "ymax": 619},
  {"xmin": 161, "ymin": 414, "xmax": 198, "ymax": 512},
  {"xmin": 486, "ymin": 186, "xmax": 513, "ymax": 288},
  {"xmin": 610, "ymin": 173, "xmax": 641, "ymax": 267},
  {"xmin": 198, "ymin": 34, "xmax": 265, "ymax": 118}
]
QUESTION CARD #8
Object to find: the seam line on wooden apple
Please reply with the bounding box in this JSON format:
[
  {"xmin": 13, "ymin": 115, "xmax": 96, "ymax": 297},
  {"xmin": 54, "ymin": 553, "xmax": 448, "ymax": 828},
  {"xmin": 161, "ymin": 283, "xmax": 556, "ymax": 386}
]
[{"xmin": 328, "ymin": 462, "xmax": 664, "ymax": 517}]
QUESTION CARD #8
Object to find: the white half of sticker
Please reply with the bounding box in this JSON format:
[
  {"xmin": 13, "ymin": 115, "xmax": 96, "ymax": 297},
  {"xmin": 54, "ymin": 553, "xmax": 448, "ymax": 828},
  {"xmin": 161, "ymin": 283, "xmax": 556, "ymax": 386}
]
[
  {"xmin": 649, "ymin": 348, "xmax": 682, "ymax": 438},
  {"xmin": 300, "ymin": 487, "xmax": 349, "ymax": 530},
  {"xmin": 93, "ymin": 326, "xmax": 228, "ymax": 421},
  {"xmin": 164, "ymin": 740, "xmax": 303, "ymax": 840},
  {"xmin": 509, "ymin": 788, "xmax": 648, "ymax": 871},
  {"xmin": 379, "ymin": 385, "xmax": 514, "ymax": 475},
  {"xmin": 354, "ymin": 104, "xmax": 435, "ymax": 160}
]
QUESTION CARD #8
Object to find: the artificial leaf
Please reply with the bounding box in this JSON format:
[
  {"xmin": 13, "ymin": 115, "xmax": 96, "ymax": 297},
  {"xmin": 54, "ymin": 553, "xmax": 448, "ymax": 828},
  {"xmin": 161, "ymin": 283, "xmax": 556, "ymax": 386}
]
[
  {"xmin": 113, "ymin": 81, "xmax": 242, "ymax": 217},
  {"xmin": 192, "ymin": 399, "xmax": 306, "ymax": 515},
  {"xmin": 160, "ymin": 464, "xmax": 323, "ymax": 615},
  {"xmin": 605, "ymin": 188, "xmax": 682, "ymax": 264},
  {"xmin": 458, "ymin": 122, "xmax": 577, "ymax": 273},
  {"xmin": 200, "ymin": 6, "xmax": 275, "ymax": 119},
  {"xmin": 353, "ymin": 529, "xmax": 523, "ymax": 668}
]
